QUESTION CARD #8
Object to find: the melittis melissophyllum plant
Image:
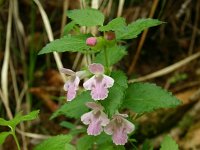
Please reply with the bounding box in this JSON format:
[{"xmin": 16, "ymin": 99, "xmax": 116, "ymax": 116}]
[{"xmin": 37, "ymin": 8, "xmax": 181, "ymax": 150}]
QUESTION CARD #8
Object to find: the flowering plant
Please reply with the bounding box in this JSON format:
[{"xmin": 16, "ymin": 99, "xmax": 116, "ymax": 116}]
[{"xmin": 35, "ymin": 8, "xmax": 180, "ymax": 150}]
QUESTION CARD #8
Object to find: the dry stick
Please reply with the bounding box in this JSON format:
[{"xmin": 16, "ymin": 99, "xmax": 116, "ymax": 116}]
[
  {"xmin": 117, "ymin": 0, "xmax": 125, "ymax": 17},
  {"xmin": 188, "ymin": 0, "xmax": 199, "ymax": 55},
  {"xmin": 1, "ymin": 0, "xmax": 13, "ymax": 119},
  {"xmin": 128, "ymin": 51, "xmax": 200, "ymax": 83},
  {"xmin": 9, "ymin": 60, "xmax": 20, "ymax": 112},
  {"xmin": 34, "ymin": 0, "xmax": 66, "ymax": 82},
  {"xmin": 16, "ymin": 128, "xmax": 51, "ymax": 139},
  {"xmin": 128, "ymin": 0, "xmax": 159, "ymax": 75},
  {"xmin": 105, "ymin": 0, "xmax": 113, "ymax": 16},
  {"xmin": 12, "ymin": 2, "xmax": 31, "ymax": 149},
  {"xmin": 60, "ymin": 0, "xmax": 69, "ymax": 36},
  {"xmin": 72, "ymin": 53, "xmax": 82, "ymax": 70}
]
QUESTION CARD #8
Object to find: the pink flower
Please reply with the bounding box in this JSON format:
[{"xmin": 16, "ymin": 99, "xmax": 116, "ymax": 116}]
[
  {"xmin": 83, "ymin": 63, "xmax": 114, "ymax": 100},
  {"xmin": 104, "ymin": 113, "xmax": 135, "ymax": 145},
  {"xmin": 81, "ymin": 102, "xmax": 110, "ymax": 136},
  {"xmin": 60, "ymin": 68, "xmax": 86, "ymax": 101},
  {"xmin": 86, "ymin": 37, "xmax": 97, "ymax": 46}
]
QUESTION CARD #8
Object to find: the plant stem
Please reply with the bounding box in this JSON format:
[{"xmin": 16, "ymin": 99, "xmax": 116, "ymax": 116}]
[
  {"xmin": 12, "ymin": 132, "xmax": 21, "ymax": 150},
  {"xmin": 104, "ymin": 46, "xmax": 109, "ymax": 68}
]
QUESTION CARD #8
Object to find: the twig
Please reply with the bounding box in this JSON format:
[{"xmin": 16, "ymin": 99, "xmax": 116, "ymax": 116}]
[
  {"xmin": 105, "ymin": 0, "xmax": 113, "ymax": 17},
  {"xmin": 128, "ymin": 51, "xmax": 200, "ymax": 83},
  {"xmin": 117, "ymin": 0, "xmax": 125, "ymax": 17},
  {"xmin": 9, "ymin": 59, "xmax": 20, "ymax": 112},
  {"xmin": 0, "ymin": 0, "xmax": 13, "ymax": 119},
  {"xmin": 128, "ymin": 0, "xmax": 159, "ymax": 75},
  {"xmin": 188, "ymin": 0, "xmax": 199, "ymax": 55},
  {"xmin": 16, "ymin": 128, "xmax": 51, "ymax": 139},
  {"xmin": 60, "ymin": 0, "xmax": 69, "ymax": 37},
  {"xmin": 34, "ymin": 0, "xmax": 66, "ymax": 82}
]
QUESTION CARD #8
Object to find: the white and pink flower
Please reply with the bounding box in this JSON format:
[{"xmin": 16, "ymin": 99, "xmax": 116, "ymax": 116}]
[
  {"xmin": 83, "ymin": 63, "xmax": 114, "ymax": 100},
  {"xmin": 60, "ymin": 68, "xmax": 87, "ymax": 101},
  {"xmin": 104, "ymin": 113, "xmax": 135, "ymax": 145},
  {"xmin": 81, "ymin": 102, "xmax": 109, "ymax": 136}
]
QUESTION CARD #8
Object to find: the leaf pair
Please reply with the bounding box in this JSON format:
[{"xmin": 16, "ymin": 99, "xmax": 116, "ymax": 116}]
[
  {"xmin": 38, "ymin": 8, "xmax": 164, "ymax": 55},
  {"xmin": 99, "ymin": 17, "xmax": 164, "ymax": 40}
]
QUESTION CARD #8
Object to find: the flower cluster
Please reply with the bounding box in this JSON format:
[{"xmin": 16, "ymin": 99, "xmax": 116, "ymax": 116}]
[
  {"xmin": 60, "ymin": 38, "xmax": 135, "ymax": 145},
  {"xmin": 60, "ymin": 63, "xmax": 114, "ymax": 101}
]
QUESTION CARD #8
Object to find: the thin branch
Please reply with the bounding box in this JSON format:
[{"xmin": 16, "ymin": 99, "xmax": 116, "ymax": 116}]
[
  {"xmin": 128, "ymin": 0, "xmax": 159, "ymax": 75},
  {"xmin": 1, "ymin": 0, "xmax": 13, "ymax": 119},
  {"xmin": 60, "ymin": 0, "xmax": 69, "ymax": 37},
  {"xmin": 188, "ymin": 0, "xmax": 199, "ymax": 55},
  {"xmin": 129, "ymin": 52, "xmax": 200, "ymax": 83},
  {"xmin": 34, "ymin": 0, "xmax": 66, "ymax": 82},
  {"xmin": 117, "ymin": 0, "xmax": 125, "ymax": 17},
  {"xmin": 16, "ymin": 128, "xmax": 51, "ymax": 139}
]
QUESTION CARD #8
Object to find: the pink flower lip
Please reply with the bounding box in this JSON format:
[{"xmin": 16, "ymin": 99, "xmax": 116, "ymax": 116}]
[
  {"xmin": 60, "ymin": 68, "xmax": 75, "ymax": 76},
  {"xmin": 86, "ymin": 37, "xmax": 97, "ymax": 46},
  {"xmin": 89, "ymin": 63, "xmax": 104, "ymax": 74},
  {"xmin": 60, "ymin": 68, "xmax": 80, "ymax": 101},
  {"xmin": 83, "ymin": 63, "xmax": 114, "ymax": 100},
  {"xmin": 104, "ymin": 113, "xmax": 135, "ymax": 145},
  {"xmin": 81, "ymin": 102, "xmax": 109, "ymax": 136}
]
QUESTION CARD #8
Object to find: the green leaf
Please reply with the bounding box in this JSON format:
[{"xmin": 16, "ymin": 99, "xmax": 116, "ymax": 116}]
[
  {"xmin": 95, "ymin": 133, "xmax": 125, "ymax": 150},
  {"xmin": 77, "ymin": 135, "xmax": 95, "ymax": 150},
  {"xmin": 34, "ymin": 135, "xmax": 72, "ymax": 150},
  {"xmin": 0, "ymin": 132, "xmax": 11, "ymax": 145},
  {"xmin": 60, "ymin": 121, "xmax": 75, "ymax": 129},
  {"xmin": 95, "ymin": 45, "xmax": 127, "ymax": 66},
  {"xmin": 65, "ymin": 143, "xmax": 76, "ymax": 150},
  {"xmin": 51, "ymin": 91, "xmax": 93, "ymax": 119},
  {"xmin": 99, "ymin": 17, "xmax": 126, "ymax": 32},
  {"xmin": 19, "ymin": 110, "xmax": 40, "ymax": 122},
  {"xmin": 0, "ymin": 118, "xmax": 10, "ymax": 126},
  {"xmin": 102, "ymin": 71, "xmax": 128, "ymax": 116},
  {"xmin": 63, "ymin": 21, "xmax": 77, "ymax": 35},
  {"xmin": 38, "ymin": 34, "xmax": 90, "ymax": 55},
  {"xmin": 116, "ymin": 18, "xmax": 164, "ymax": 39},
  {"xmin": 0, "ymin": 110, "xmax": 39, "ymax": 129},
  {"xmin": 160, "ymin": 135, "xmax": 179, "ymax": 150},
  {"xmin": 122, "ymin": 83, "xmax": 181, "ymax": 113},
  {"xmin": 67, "ymin": 9, "xmax": 104, "ymax": 27}
]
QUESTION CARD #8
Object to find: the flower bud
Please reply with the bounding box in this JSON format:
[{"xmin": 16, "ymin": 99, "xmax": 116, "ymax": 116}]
[
  {"xmin": 105, "ymin": 31, "xmax": 116, "ymax": 40},
  {"xmin": 86, "ymin": 37, "xmax": 97, "ymax": 46}
]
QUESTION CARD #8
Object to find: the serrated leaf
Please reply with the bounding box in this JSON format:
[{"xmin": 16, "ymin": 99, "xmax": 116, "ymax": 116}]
[
  {"xmin": 101, "ymin": 71, "xmax": 128, "ymax": 116},
  {"xmin": 160, "ymin": 135, "xmax": 179, "ymax": 150},
  {"xmin": 34, "ymin": 135, "xmax": 72, "ymax": 150},
  {"xmin": 122, "ymin": 83, "xmax": 181, "ymax": 113},
  {"xmin": 77, "ymin": 135, "xmax": 95, "ymax": 150},
  {"xmin": 116, "ymin": 18, "xmax": 164, "ymax": 39},
  {"xmin": 95, "ymin": 45, "xmax": 127, "ymax": 66},
  {"xmin": 67, "ymin": 9, "xmax": 104, "ymax": 27},
  {"xmin": 99, "ymin": 17, "xmax": 126, "ymax": 31},
  {"xmin": 51, "ymin": 91, "xmax": 93, "ymax": 119},
  {"xmin": 38, "ymin": 34, "xmax": 90, "ymax": 55},
  {"xmin": 0, "ymin": 132, "xmax": 11, "ymax": 145}
]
